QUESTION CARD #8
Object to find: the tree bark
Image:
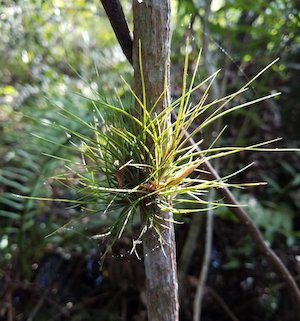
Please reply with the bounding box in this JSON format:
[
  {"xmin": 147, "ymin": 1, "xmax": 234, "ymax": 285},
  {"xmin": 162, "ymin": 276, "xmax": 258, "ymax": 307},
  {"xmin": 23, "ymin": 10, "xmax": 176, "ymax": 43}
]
[
  {"xmin": 142, "ymin": 206, "xmax": 179, "ymax": 321},
  {"xmin": 132, "ymin": 1, "xmax": 179, "ymax": 321},
  {"xmin": 133, "ymin": 0, "xmax": 171, "ymax": 114}
]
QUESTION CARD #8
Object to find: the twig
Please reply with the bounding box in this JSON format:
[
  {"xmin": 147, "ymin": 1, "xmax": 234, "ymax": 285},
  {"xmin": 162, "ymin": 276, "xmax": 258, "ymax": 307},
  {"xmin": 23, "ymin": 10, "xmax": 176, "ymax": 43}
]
[
  {"xmin": 267, "ymin": 273, "xmax": 300, "ymax": 293},
  {"xmin": 193, "ymin": 190, "xmax": 215, "ymax": 321},
  {"xmin": 27, "ymin": 288, "xmax": 50, "ymax": 321},
  {"xmin": 206, "ymin": 286, "xmax": 240, "ymax": 321},
  {"xmin": 100, "ymin": 0, "xmax": 133, "ymax": 65},
  {"xmin": 178, "ymin": 213, "xmax": 204, "ymax": 286},
  {"xmin": 235, "ymin": 273, "xmax": 300, "ymax": 314},
  {"xmin": 186, "ymin": 133, "xmax": 300, "ymax": 311},
  {"xmin": 189, "ymin": 5, "xmax": 221, "ymax": 319}
]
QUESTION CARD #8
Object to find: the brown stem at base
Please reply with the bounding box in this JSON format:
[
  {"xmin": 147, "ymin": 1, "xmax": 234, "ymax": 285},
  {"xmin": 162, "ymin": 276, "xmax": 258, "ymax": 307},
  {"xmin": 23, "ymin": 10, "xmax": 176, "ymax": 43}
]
[{"xmin": 142, "ymin": 209, "xmax": 179, "ymax": 321}]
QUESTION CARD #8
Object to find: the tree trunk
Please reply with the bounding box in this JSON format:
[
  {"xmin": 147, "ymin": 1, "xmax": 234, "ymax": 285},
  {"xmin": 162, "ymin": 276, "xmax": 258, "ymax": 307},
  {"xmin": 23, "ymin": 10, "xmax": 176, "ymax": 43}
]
[
  {"xmin": 142, "ymin": 206, "xmax": 178, "ymax": 321},
  {"xmin": 132, "ymin": 1, "xmax": 179, "ymax": 320}
]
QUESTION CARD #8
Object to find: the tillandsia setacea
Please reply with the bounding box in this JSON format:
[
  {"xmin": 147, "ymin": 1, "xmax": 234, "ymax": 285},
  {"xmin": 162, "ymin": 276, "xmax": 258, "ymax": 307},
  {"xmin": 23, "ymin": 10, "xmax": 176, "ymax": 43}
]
[{"xmin": 18, "ymin": 46, "xmax": 296, "ymax": 256}]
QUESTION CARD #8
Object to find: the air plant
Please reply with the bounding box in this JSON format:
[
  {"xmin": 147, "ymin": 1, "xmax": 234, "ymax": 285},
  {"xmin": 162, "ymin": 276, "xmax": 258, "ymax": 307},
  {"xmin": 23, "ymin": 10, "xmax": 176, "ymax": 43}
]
[{"xmin": 23, "ymin": 47, "xmax": 288, "ymax": 255}]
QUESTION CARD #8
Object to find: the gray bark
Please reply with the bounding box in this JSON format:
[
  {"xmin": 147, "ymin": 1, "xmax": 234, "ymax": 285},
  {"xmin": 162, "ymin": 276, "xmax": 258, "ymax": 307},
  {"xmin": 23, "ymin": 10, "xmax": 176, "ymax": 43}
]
[
  {"xmin": 142, "ymin": 208, "xmax": 178, "ymax": 321},
  {"xmin": 133, "ymin": 0, "xmax": 171, "ymax": 113},
  {"xmin": 132, "ymin": 1, "xmax": 179, "ymax": 320}
]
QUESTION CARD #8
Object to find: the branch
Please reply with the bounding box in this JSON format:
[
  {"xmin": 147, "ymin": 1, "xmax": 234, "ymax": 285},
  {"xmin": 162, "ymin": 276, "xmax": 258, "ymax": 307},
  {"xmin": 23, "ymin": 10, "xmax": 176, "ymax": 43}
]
[
  {"xmin": 193, "ymin": 190, "xmax": 215, "ymax": 321},
  {"xmin": 100, "ymin": 0, "xmax": 133, "ymax": 65},
  {"xmin": 178, "ymin": 213, "xmax": 204, "ymax": 285},
  {"xmin": 206, "ymin": 286, "xmax": 240, "ymax": 321},
  {"xmin": 185, "ymin": 132, "xmax": 300, "ymax": 312}
]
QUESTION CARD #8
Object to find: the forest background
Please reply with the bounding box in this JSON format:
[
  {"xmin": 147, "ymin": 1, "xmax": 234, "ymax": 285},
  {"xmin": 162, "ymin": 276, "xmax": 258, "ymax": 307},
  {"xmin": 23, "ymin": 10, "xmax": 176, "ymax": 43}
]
[{"xmin": 1, "ymin": 0, "xmax": 300, "ymax": 320}]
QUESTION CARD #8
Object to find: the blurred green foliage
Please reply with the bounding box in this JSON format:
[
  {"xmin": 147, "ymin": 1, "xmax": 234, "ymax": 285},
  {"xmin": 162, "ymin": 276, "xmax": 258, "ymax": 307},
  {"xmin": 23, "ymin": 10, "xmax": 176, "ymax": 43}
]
[{"xmin": 0, "ymin": 0, "xmax": 300, "ymax": 320}]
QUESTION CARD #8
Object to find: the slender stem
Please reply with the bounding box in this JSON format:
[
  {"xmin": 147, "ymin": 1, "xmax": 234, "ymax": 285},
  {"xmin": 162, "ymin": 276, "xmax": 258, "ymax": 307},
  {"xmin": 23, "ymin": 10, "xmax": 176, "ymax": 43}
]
[
  {"xmin": 27, "ymin": 288, "xmax": 49, "ymax": 321},
  {"xmin": 193, "ymin": 190, "xmax": 215, "ymax": 321},
  {"xmin": 186, "ymin": 132, "xmax": 300, "ymax": 312},
  {"xmin": 206, "ymin": 286, "xmax": 240, "ymax": 321},
  {"xmin": 178, "ymin": 213, "xmax": 204, "ymax": 286},
  {"xmin": 100, "ymin": 0, "xmax": 133, "ymax": 65}
]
